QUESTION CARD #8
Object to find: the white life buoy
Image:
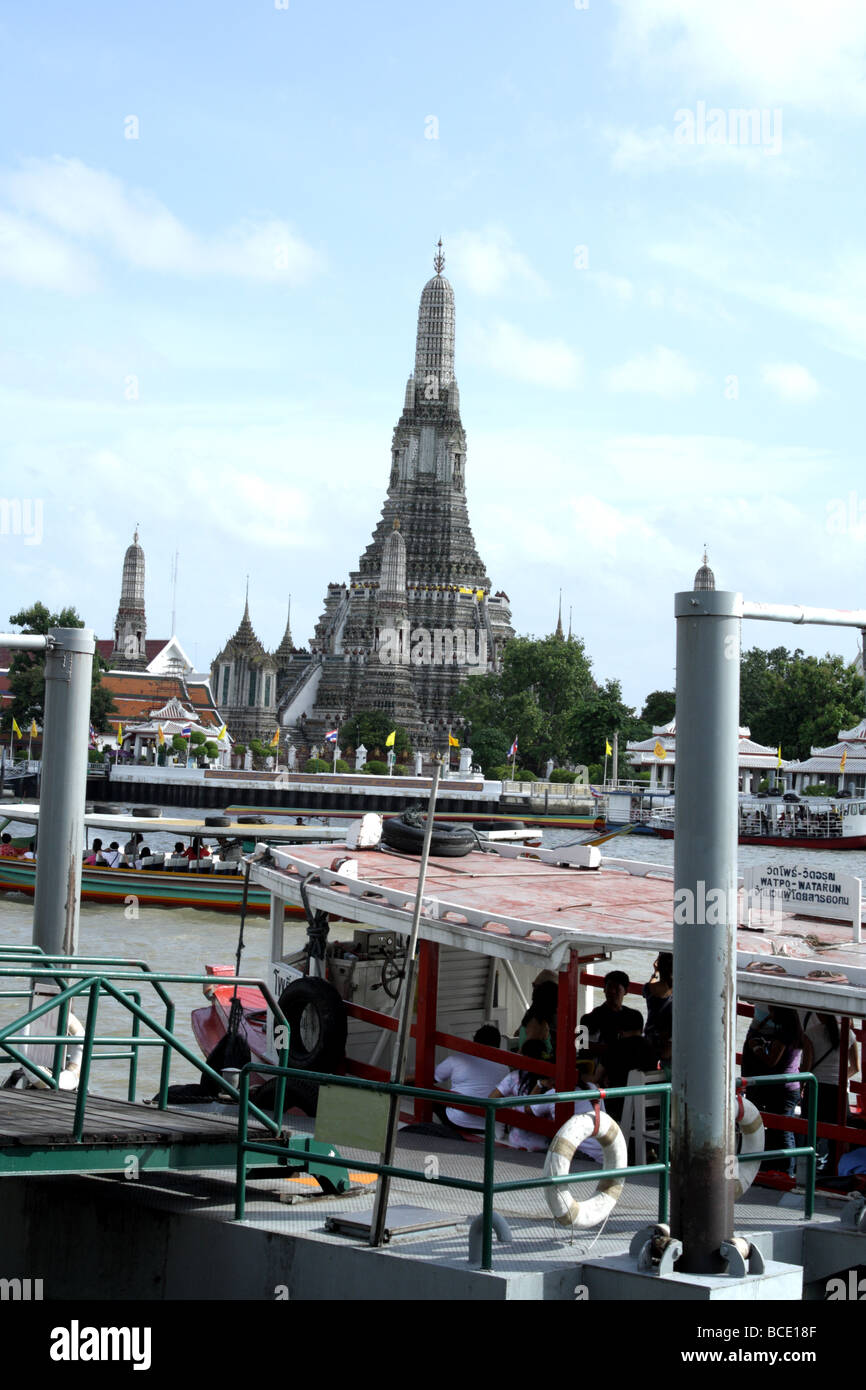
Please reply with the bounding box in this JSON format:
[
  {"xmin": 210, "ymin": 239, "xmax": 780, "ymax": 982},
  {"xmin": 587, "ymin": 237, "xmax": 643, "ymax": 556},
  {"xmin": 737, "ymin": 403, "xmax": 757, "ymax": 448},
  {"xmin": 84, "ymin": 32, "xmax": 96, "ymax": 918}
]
[
  {"xmin": 733, "ymin": 1093, "xmax": 764, "ymax": 1198},
  {"xmin": 543, "ymin": 1109, "xmax": 627, "ymax": 1228},
  {"xmin": 31, "ymin": 1013, "xmax": 85, "ymax": 1092}
]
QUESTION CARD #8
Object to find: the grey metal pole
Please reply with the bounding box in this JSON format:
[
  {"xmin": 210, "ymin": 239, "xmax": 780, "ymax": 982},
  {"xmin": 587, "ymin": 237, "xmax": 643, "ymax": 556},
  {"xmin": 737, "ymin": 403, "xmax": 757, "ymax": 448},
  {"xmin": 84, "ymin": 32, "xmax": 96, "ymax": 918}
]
[
  {"xmin": 671, "ymin": 591, "xmax": 741, "ymax": 1273},
  {"xmin": 369, "ymin": 757, "xmax": 443, "ymax": 1246},
  {"xmin": 32, "ymin": 627, "xmax": 95, "ymax": 956}
]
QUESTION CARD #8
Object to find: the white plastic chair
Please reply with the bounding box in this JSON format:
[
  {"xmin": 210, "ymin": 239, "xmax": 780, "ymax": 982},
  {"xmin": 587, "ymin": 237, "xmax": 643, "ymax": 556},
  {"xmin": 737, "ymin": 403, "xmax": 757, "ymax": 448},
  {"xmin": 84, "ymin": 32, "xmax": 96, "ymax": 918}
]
[{"xmin": 620, "ymin": 1068, "xmax": 666, "ymax": 1165}]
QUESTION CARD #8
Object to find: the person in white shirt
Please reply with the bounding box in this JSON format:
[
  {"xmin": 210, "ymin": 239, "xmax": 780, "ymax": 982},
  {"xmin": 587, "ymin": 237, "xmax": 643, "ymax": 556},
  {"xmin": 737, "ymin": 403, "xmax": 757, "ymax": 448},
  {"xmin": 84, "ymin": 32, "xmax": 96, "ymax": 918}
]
[
  {"xmin": 433, "ymin": 1025, "xmax": 510, "ymax": 1131},
  {"xmin": 490, "ymin": 1043, "xmax": 606, "ymax": 1159}
]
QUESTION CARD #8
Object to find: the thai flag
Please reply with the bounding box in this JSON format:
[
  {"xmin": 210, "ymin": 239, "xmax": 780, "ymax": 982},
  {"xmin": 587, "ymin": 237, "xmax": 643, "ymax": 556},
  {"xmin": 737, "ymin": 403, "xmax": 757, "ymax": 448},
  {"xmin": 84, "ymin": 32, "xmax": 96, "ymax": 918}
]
[
  {"xmin": 181, "ymin": 724, "xmax": 192, "ymax": 736},
  {"xmin": 324, "ymin": 729, "xmax": 338, "ymax": 743},
  {"xmin": 89, "ymin": 723, "xmax": 97, "ymax": 748},
  {"xmin": 508, "ymin": 737, "xmax": 518, "ymax": 758}
]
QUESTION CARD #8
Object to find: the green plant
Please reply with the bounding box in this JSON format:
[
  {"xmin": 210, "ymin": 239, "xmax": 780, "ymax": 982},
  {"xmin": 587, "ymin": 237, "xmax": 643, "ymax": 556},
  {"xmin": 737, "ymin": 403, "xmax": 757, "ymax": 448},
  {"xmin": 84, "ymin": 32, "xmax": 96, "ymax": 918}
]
[
  {"xmin": 587, "ymin": 762, "xmax": 603, "ymax": 783},
  {"xmin": 190, "ymin": 730, "xmax": 207, "ymax": 747},
  {"xmin": 362, "ymin": 760, "xmax": 389, "ymax": 776},
  {"xmin": 394, "ymin": 764, "xmax": 409, "ymax": 776},
  {"xmin": 514, "ymin": 768, "xmax": 537, "ymax": 782},
  {"xmin": 549, "ymin": 768, "xmax": 577, "ymax": 783},
  {"xmin": 334, "ymin": 758, "xmax": 350, "ymax": 773},
  {"xmin": 203, "ymin": 741, "xmax": 219, "ymax": 760},
  {"xmin": 802, "ymin": 782, "xmax": 835, "ymax": 796},
  {"xmin": 304, "ymin": 757, "xmax": 330, "ymax": 773},
  {"xmin": 171, "ymin": 734, "xmax": 188, "ymax": 755}
]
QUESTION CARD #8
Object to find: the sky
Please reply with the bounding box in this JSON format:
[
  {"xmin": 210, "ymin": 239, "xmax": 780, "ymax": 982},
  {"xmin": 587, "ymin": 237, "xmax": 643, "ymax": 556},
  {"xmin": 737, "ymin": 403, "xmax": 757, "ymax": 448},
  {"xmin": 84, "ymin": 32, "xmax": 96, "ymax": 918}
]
[{"xmin": 2, "ymin": 0, "xmax": 866, "ymax": 712}]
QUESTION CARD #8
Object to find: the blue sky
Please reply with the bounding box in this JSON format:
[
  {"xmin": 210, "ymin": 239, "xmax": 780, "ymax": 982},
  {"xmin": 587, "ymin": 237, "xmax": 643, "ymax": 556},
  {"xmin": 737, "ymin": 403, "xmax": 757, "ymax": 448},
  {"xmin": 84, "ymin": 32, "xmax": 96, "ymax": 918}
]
[{"xmin": 3, "ymin": 0, "xmax": 866, "ymax": 711}]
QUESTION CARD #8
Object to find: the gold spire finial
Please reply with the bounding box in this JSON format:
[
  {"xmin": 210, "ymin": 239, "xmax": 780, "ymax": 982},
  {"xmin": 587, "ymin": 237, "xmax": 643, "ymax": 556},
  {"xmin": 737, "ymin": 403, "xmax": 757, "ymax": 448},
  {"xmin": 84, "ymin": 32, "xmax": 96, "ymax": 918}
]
[
  {"xmin": 433, "ymin": 238, "xmax": 445, "ymax": 275},
  {"xmin": 393, "ymin": 516, "xmax": 401, "ymax": 530}
]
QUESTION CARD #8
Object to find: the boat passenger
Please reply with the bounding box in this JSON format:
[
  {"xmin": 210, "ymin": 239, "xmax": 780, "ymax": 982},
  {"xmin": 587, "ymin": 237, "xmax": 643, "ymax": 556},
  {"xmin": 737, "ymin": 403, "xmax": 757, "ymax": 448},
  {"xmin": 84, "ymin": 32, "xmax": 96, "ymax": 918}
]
[
  {"xmin": 173, "ymin": 843, "xmax": 185, "ymax": 856},
  {"xmin": 518, "ymin": 973, "xmax": 558, "ymax": 1059},
  {"xmin": 134, "ymin": 845, "xmax": 152, "ymax": 869},
  {"xmin": 184, "ymin": 839, "xmax": 211, "ymax": 861},
  {"xmin": 101, "ymin": 841, "xmax": 124, "ymax": 868},
  {"xmin": 800, "ymin": 1011, "xmax": 859, "ymax": 1174},
  {"xmin": 643, "ymin": 952, "xmax": 673, "ymax": 1074},
  {"xmin": 489, "ymin": 1040, "xmax": 554, "ymax": 1151},
  {"xmin": 432, "ymin": 1024, "xmax": 510, "ymax": 1132},
  {"xmin": 216, "ymin": 837, "xmax": 243, "ymax": 863},
  {"xmin": 0, "ymin": 833, "xmax": 24, "ymax": 859},
  {"xmin": 124, "ymin": 832, "xmax": 144, "ymax": 857},
  {"xmin": 580, "ymin": 970, "xmax": 643, "ymax": 1060},
  {"xmin": 741, "ymin": 1005, "xmax": 804, "ymax": 1178},
  {"xmin": 84, "ymin": 837, "xmax": 104, "ymax": 865}
]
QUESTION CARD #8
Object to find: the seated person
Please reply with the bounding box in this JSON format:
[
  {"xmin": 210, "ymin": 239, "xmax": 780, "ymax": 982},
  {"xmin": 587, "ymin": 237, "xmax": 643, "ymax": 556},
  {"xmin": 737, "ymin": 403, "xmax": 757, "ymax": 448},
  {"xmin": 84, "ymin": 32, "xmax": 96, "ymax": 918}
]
[
  {"xmin": 184, "ymin": 839, "xmax": 211, "ymax": 861},
  {"xmin": 489, "ymin": 1040, "xmax": 555, "ymax": 1152},
  {"xmin": 581, "ymin": 970, "xmax": 643, "ymax": 1060},
  {"xmin": 84, "ymin": 837, "xmax": 104, "ymax": 865},
  {"xmin": 100, "ymin": 841, "xmax": 124, "ymax": 868},
  {"xmin": 433, "ymin": 1024, "xmax": 510, "ymax": 1131},
  {"xmin": 0, "ymin": 833, "xmax": 24, "ymax": 858},
  {"xmin": 172, "ymin": 842, "xmax": 186, "ymax": 859},
  {"xmin": 134, "ymin": 844, "xmax": 152, "ymax": 869},
  {"xmin": 216, "ymin": 837, "xmax": 243, "ymax": 863},
  {"xmin": 123, "ymin": 832, "xmax": 143, "ymax": 858}
]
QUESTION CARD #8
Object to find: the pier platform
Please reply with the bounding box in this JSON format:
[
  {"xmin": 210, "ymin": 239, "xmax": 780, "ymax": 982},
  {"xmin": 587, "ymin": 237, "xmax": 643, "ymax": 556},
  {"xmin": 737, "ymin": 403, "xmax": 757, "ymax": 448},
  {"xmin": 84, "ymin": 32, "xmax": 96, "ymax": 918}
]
[{"xmin": 1, "ymin": 1108, "xmax": 861, "ymax": 1300}]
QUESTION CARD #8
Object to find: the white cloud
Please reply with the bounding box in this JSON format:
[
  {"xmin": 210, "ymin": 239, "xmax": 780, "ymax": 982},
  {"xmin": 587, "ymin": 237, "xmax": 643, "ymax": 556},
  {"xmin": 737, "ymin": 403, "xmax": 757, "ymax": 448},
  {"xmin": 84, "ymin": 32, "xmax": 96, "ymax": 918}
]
[
  {"xmin": 464, "ymin": 319, "xmax": 582, "ymax": 389},
  {"xmin": 612, "ymin": 0, "xmax": 866, "ymax": 114},
  {"xmin": 605, "ymin": 122, "xmax": 803, "ymax": 175},
  {"xmin": 447, "ymin": 227, "xmax": 547, "ymax": 298},
  {"xmin": 589, "ymin": 270, "xmax": 634, "ymax": 302},
  {"xmin": 0, "ymin": 210, "xmax": 99, "ymax": 291},
  {"xmin": 761, "ymin": 362, "xmax": 820, "ymax": 401},
  {"xmin": 604, "ymin": 345, "xmax": 703, "ymax": 397},
  {"xmin": 1, "ymin": 157, "xmax": 323, "ymax": 284}
]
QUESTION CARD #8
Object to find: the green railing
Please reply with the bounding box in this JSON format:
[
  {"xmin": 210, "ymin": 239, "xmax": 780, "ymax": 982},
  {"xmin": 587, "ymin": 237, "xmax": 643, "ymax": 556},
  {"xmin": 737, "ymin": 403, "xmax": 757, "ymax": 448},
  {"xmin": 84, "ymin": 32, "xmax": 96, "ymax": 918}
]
[
  {"xmin": 235, "ymin": 1064, "xmax": 819, "ymax": 1270},
  {"xmin": 0, "ymin": 952, "xmax": 289, "ymax": 1139}
]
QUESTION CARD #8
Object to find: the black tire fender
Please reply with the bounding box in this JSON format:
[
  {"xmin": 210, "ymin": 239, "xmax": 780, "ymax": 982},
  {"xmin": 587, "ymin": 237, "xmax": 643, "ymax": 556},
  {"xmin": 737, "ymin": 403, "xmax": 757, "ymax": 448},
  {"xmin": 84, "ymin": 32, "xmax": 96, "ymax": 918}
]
[
  {"xmin": 132, "ymin": 806, "xmax": 162, "ymax": 818},
  {"xmin": 204, "ymin": 815, "xmax": 232, "ymax": 827},
  {"xmin": 381, "ymin": 815, "xmax": 474, "ymax": 857},
  {"xmin": 277, "ymin": 977, "xmax": 347, "ymax": 1073}
]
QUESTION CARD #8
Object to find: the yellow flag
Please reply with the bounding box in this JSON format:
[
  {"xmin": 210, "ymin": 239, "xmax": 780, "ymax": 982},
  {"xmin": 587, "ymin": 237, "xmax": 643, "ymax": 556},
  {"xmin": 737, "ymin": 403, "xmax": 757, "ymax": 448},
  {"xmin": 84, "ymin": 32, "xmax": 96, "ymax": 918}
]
[
  {"xmin": 605, "ymin": 739, "xmax": 612, "ymax": 757},
  {"xmin": 654, "ymin": 740, "xmax": 666, "ymax": 760},
  {"xmin": 475, "ymin": 589, "xmax": 484, "ymax": 600},
  {"xmin": 270, "ymin": 729, "xmax": 280, "ymax": 747},
  {"xmin": 11, "ymin": 718, "xmax": 21, "ymax": 739},
  {"xmin": 841, "ymin": 749, "xmax": 848, "ymax": 772},
  {"xmin": 29, "ymin": 720, "xmax": 38, "ymax": 738},
  {"xmin": 449, "ymin": 734, "xmax": 459, "ymax": 747},
  {"xmin": 776, "ymin": 745, "xmax": 782, "ymax": 768},
  {"xmin": 216, "ymin": 723, "xmax": 227, "ymax": 740},
  {"xmin": 385, "ymin": 730, "xmax": 396, "ymax": 748},
  {"xmin": 157, "ymin": 725, "xmax": 165, "ymax": 746},
  {"xmin": 117, "ymin": 723, "xmax": 123, "ymax": 746}
]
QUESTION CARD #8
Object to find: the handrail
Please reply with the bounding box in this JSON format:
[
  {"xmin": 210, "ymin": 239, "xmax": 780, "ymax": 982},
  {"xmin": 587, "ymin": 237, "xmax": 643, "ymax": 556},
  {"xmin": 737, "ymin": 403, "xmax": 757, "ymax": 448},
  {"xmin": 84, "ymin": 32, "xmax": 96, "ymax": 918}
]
[
  {"xmin": 0, "ymin": 964, "xmax": 289, "ymax": 1139},
  {"xmin": 235, "ymin": 1065, "xmax": 819, "ymax": 1269}
]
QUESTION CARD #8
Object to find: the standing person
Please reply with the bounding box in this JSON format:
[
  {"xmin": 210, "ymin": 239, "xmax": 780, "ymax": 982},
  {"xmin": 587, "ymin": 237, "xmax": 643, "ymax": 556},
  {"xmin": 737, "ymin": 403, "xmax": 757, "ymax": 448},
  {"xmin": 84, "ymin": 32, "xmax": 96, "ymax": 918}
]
[
  {"xmin": 433, "ymin": 1025, "xmax": 510, "ymax": 1132},
  {"xmin": 801, "ymin": 1011, "xmax": 859, "ymax": 1174},
  {"xmin": 581, "ymin": 969, "xmax": 644, "ymax": 1120},
  {"xmin": 517, "ymin": 972, "xmax": 559, "ymax": 1059},
  {"xmin": 742, "ymin": 1005, "xmax": 804, "ymax": 1177},
  {"xmin": 642, "ymin": 952, "xmax": 673, "ymax": 1076}
]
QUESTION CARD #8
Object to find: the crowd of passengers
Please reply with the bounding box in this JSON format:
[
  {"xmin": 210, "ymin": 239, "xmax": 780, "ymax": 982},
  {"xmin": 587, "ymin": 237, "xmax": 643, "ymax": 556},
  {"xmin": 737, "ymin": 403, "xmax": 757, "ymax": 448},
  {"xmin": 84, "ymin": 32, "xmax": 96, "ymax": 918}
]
[
  {"xmin": 80, "ymin": 833, "xmax": 244, "ymax": 868},
  {"xmin": 431, "ymin": 957, "xmax": 863, "ymax": 1175}
]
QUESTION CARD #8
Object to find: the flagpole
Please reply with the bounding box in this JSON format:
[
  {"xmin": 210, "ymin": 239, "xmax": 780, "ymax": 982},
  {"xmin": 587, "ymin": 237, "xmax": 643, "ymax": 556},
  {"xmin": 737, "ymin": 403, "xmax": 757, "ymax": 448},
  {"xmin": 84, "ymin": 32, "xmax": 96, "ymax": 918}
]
[
  {"xmin": 603, "ymin": 748, "xmax": 609, "ymax": 788},
  {"xmin": 332, "ymin": 733, "xmax": 338, "ymax": 773}
]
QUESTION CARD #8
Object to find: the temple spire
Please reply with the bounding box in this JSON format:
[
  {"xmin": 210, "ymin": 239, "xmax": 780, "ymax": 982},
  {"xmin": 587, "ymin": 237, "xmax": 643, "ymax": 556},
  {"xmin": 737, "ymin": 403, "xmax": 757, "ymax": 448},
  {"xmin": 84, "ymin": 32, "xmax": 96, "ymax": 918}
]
[
  {"xmin": 414, "ymin": 242, "xmax": 455, "ymax": 390},
  {"xmin": 693, "ymin": 547, "xmax": 716, "ymax": 592},
  {"xmin": 555, "ymin": 590, "xmax": 564, "ymax": 640},
  {"xmin": 433, "ymin": 238, "xmax": 445, "ymax": 275},
  {"xmin": 111, "ymin": 528, "xmax": 147, "ymax": 668}
]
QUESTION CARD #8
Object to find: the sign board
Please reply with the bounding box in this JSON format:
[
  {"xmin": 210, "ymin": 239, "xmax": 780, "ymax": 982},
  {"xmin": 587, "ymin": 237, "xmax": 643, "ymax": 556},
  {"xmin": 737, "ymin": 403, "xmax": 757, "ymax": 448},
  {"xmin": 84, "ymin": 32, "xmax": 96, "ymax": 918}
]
[
  {"xmin": 314, "ymin": 1084, "xmax": 391, "ymax": 1152},
  {"xmin": 743, "ymin": 861, "xmax": 863, "ymax": 935}
]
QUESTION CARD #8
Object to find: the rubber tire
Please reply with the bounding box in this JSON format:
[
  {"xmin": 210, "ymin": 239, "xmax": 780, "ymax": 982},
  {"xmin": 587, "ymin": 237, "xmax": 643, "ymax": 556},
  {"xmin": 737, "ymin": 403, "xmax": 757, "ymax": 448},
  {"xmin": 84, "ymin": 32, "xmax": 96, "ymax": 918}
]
[
  {"xmin": 382, "ymin": 816, "xmax": 474, "ymax": 857},
  {"xmin": 277, "ymin": 978, "xmax": 347, "ymax": 1074},
  {"xmin": 252, "ymin": 1074, "xmax": 320, "ymax": 1117},
  {"xmin": 93, "ymin": 803, "xmax": 123, "ymax": 815},
  {"xmin": 132, "ymin": 806, "xmax": 162, "ymax": 818},
  {"xmin": 238, "ymin": 815, "xmax": 268, "ymax": 825},
  {"xmin": 205, "ymin": 815, "xmax": 232, "ymax": 827},
  {"xmin": 472, "ymin": 818, "xmax": 525, "ymax": 832}
]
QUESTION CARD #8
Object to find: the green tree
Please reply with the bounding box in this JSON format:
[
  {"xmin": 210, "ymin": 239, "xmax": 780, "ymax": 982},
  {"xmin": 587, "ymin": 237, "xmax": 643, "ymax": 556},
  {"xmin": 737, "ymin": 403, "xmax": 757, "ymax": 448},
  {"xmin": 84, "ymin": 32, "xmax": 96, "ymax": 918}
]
[
  {"xmin": 567, "ymin": 678, "xmax": 640, "ymax": 773},
  {"xmin": 740, "ymin": 646, "xmax": 864, "ymax": 759},
  {"xmin": 639, "ymin": 690, "xmax": 676, "ymax": 727},
  {"xmin": 339, "ymin": 712, "xmax": 410, "ymax": 759},
  {"xmin": 4, "ymin": 603, "xmax": 116, "ymax": 734}
]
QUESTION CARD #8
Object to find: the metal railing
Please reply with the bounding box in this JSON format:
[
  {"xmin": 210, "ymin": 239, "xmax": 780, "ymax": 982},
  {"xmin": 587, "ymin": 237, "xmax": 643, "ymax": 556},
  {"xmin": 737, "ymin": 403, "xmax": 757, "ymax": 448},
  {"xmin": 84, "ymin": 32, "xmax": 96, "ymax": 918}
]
[
  {"xmin": 236, "ymin": 1064, "xmax": 820, "ymax": 1270},
  {"xmin": 0, "ymin": 951, "xmax": 288, "ymax": 1142}
]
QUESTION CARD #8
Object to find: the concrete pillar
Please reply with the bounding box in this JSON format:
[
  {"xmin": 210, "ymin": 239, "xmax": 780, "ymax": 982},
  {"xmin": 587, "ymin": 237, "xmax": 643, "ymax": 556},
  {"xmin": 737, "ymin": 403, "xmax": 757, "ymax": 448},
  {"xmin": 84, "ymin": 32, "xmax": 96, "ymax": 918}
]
[
  {"xmin": 32, "ymin": 627, "xmax": 95, "ymax": 956},
  {"xmin": 671, "ymin": 591, "xmax": 740, "ymax": 1274}
]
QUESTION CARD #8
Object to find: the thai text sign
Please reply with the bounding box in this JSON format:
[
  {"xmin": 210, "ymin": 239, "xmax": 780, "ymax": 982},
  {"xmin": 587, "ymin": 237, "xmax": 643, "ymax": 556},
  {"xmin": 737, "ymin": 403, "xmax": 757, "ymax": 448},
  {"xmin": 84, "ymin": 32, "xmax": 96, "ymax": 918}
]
[{"xmin": 743, "ymin": 861, "xmax": 862, "ymax": 927}]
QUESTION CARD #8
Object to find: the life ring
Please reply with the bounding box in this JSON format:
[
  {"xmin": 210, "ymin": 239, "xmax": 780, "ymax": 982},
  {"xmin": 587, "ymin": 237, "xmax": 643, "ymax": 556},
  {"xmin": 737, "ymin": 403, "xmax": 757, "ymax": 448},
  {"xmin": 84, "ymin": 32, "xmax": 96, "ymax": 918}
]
[
  {"xmin": 806, "ymin": 969, "xmax": 849, "ymax": 985},
  {"xmin": 381, "ymin": 815, "xmax": 474, "ymax": 858},
  {"xmin": 277, "ymin": 978, "xmax": 347, "ymax": 1073},
  {"xmin": 31, "ymin": 1013, "xmax": 85, "ymax": 1092},
  {"xmin": 733, "ymin": 1094, "xmax": 764, "ymax": 1198},
  {"xmin": 543, "ymin": 1109, "xmax": 627, "ymax": 1228}
]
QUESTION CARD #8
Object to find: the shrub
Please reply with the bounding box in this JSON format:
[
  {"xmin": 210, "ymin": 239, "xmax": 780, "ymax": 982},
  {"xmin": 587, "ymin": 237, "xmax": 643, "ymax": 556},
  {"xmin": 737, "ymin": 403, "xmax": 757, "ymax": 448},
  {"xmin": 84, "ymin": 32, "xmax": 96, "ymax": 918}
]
[
  {"xmin": 304, "ymin": 758, "xmax": 330, "ymax": 773},
  {"xmin": 587, "ymin": 762, "xmax": 603, "ymax": 784},
  {"xmin": 487, "ymin": 764, "xmax": 512, "ymax": 780},
  {"xmin": 549, "ymin": 769, "xmax": 577, "ymax": 783},
  {"xmin": 334, "ymin": 758, "xmax": 350, "ymax": 774},
  {"xmin": 394, "ymin": 764, "xmax": 410, "ymax": 776},
  {"xmin": 515, "ymin": 769, "xmax": 537, "ymax": 782},
  {"xmin": 802, "ymin": 783, "xmax": 834, "ymax": 796},
  {"xmin": 362, "ymin": 760, "xmax": 390, "ymax": 776}
]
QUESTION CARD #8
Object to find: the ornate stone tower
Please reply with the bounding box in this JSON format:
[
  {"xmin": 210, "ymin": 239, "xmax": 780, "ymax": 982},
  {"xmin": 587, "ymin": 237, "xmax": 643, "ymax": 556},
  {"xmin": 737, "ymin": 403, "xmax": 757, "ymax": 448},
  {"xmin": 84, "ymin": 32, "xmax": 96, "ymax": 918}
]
[
  {"xmin": 283, "ymin": 244, "xmax": 514, "ymax": 748},
  {"xmin": 211, "ymin": 587, "xmax": 278, "ymax": 744},
  {"xmin": 111, "ymin": 528, "xmax": 148, "ymax": 669}
]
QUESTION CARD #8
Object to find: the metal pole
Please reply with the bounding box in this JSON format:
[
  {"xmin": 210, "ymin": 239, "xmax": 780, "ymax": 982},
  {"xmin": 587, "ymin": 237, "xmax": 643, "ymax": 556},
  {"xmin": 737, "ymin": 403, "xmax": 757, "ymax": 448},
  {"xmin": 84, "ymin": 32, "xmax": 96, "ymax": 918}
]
[
  {"xmin": 369, "ymin": 757, "xmax": 442, "ymax": 1246},
  {"xmin": 612, "ymin": 731, "xmax": 619, "ymax": 787},
  {"xmin": 32, "ymin": 627, "xmax": 95, "ymax": 956},
  {"xmin": 671, "ymin": 591, "xmax": 740, "ymax": 1273}
]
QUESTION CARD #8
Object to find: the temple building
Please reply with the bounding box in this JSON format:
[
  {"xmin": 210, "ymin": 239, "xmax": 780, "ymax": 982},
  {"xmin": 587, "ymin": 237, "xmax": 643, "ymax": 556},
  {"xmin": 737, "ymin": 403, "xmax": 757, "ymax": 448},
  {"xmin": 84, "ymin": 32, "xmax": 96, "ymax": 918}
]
[
  {"xmin": 110, "ymin": 530, "xmax": 148, "ymax": 669},
  {"xmin": 210, "ymin": 588, "xmax": 279, "ymax": 745},
  {"xmin": 785, "ymin": 720, "xmax": 866, "ymax": 796},
  {"xmin": 276, "ymin": 243, "xmax": 514, "ymax": 747},
  {"xmin": 627, "ymin": 720, "xmax": 785, "ymax": 792}
]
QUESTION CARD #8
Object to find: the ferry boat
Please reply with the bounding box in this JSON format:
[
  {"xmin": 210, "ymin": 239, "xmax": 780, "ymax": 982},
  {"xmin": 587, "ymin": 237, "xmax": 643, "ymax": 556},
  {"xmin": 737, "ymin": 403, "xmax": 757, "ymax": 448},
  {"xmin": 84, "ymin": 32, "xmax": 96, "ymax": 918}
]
[{"xmin": 651, "ymin": 793, "xmax": 866, "ymax": 851}]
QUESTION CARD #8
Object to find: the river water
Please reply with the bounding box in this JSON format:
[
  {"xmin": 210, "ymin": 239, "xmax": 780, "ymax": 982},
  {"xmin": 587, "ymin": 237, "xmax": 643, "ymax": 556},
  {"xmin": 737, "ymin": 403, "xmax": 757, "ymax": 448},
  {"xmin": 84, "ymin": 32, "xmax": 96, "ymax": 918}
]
[{"xmin": 1, "ymin": 811, "xmax": 863, "ymax": 1098}]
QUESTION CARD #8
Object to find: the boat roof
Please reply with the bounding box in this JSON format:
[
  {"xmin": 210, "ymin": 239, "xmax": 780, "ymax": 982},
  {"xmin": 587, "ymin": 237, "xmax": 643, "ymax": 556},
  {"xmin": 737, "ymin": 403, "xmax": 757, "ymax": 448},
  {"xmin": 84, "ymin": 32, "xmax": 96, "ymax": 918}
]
[
  {"xmin": 1, "ymin": 804, "xmax": 345, "ymax": 843},
  {"xmin": 250, "ymin": 841, "xmax": 866, "ymax": 1015}
]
